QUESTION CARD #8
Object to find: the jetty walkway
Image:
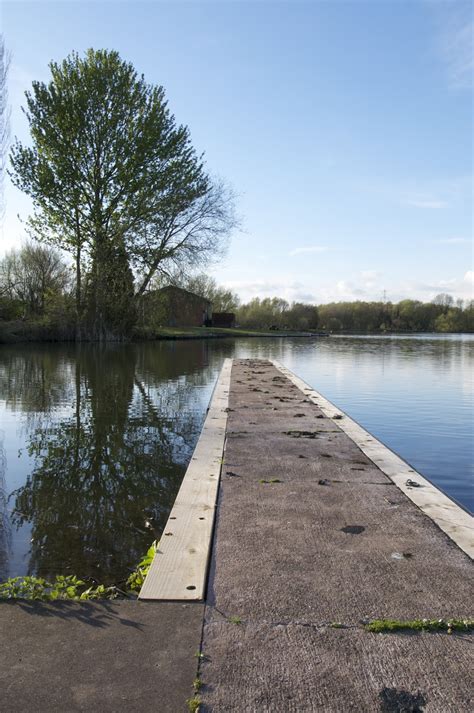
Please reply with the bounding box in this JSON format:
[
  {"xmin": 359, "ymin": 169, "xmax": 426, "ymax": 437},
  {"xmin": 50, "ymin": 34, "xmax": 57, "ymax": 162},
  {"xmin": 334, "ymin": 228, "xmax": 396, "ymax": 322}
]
[
  {"xmin": 195, "ymin": 359, "xmax": 473, "ymax": 711},
  {"xmin": 0, "ymin": 358, "xmax": 472, "ymax": 712}
]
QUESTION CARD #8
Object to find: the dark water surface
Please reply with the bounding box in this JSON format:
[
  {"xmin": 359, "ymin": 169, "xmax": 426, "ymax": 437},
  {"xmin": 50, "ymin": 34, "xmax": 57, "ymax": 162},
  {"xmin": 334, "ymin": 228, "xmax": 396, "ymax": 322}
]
[{"xmin": 0, "ymin": 334, "xmax": 472, "ymax": 583}]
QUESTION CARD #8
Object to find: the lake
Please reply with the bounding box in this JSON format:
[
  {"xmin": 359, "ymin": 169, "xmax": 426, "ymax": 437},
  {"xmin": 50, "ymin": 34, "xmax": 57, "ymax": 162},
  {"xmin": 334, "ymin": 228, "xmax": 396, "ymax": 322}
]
[{"xmin": 0, "ymin": 334, "xmax": 472, "ymax": 584}]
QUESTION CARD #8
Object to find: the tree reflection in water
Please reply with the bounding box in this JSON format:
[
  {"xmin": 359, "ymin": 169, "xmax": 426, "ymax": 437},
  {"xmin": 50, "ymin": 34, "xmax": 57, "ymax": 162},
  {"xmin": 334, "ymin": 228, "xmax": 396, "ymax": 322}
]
[
  {"xmin": 0, "ymin": 431, "xmax": 10, "ymax": 581},
  {"xmin": 4, "ymin": 342, "xmax": 224, "ymax": 584}
]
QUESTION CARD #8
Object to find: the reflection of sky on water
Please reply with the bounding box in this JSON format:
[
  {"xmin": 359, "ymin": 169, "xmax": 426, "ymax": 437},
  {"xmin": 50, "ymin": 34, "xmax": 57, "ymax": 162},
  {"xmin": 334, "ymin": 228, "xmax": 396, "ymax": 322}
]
[{"xmin": 0, "ymin": 335, "xmax": 472, "ymax": 581}]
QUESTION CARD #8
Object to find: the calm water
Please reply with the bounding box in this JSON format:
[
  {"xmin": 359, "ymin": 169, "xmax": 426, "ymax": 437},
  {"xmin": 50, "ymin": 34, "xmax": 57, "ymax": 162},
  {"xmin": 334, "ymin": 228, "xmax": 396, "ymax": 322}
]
[{"xmin": 0, "ymin": 335, "xmax": 472, "ymax": 584}]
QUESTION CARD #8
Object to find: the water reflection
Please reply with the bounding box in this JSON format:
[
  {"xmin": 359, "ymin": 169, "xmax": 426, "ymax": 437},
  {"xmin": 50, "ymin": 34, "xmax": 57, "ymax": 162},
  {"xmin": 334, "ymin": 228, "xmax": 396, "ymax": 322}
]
[
  {"xmin": 0, "ymin": 343, "xmax": 225, "ymax": 583},
  {"xmin": 0, "ymin": 431, "xmax": 10, "ymax": 581}
]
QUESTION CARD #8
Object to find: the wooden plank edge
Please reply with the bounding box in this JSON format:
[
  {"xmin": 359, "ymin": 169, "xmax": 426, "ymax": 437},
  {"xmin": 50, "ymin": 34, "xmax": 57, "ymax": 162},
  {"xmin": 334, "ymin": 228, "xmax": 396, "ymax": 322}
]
[
  {"xmin": 139, "ymin": 358, "xmax": 233, "ymax": 600},
  {"xmin": 271, "ymin": 359, "xmax": 474, "ymax": 559}
]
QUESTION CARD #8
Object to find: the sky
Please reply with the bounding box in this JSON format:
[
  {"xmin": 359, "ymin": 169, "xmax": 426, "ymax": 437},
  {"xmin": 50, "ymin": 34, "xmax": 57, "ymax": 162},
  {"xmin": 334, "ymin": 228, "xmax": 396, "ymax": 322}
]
[{"xmin": 1, "ymin": 0, "xmax": 473, "ymax": 305}]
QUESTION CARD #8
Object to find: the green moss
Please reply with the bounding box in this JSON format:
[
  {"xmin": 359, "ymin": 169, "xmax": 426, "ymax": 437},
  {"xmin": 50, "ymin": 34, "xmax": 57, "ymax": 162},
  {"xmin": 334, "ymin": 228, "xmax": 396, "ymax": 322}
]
[
  {"xmin": 365, "ymin": 618, "xmax": 474, "ymax": 634},
  {"xmin": 259, "ymin": 478, "xmax": 282, "ymax": 484},
  {"xmin": 186, "ymin": 696, "xmax": 201, "ymax": 712}
]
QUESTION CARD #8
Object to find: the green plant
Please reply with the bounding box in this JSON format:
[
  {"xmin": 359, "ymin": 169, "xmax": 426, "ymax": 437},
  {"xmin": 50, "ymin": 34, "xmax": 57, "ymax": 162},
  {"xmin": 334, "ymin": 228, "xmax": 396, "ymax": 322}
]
[
  {"xmin": 229, "ymin": 615, "xmax": 242, "ymax": 625},
  {"xmin": 126, "ymin": 541, "xmax": 157, "ymax": 592},
  {"xmin": 0, "ymin": 540, "xmax": 158, "ymax": 601},
  {"xmin": 0, "ymin": 575, "xmax": 119, "ymax": 601},
  {"xmin": 365, "ymin": 618, "xmax": 474, "ymax": 634},
  {"xmin": 186, "ymin": 696, "xmax": 201, "ymax": 712},
  {"xmin": 193, "ymin": 678, "xmax": 202, "ymax": 692},
  {"xmin": 259, "ymin": 478, "xmax": 281, "ymax": 484}
]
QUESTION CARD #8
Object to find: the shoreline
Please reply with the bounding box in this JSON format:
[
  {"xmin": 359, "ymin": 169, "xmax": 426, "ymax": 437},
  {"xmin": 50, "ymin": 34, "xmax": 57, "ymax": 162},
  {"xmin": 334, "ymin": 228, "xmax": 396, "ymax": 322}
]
[
  {"xmin": 1, "ymin": 321, "xmax": 472, "ymax": 345},
  {"xmin": 0, "ymin": 321, "xmax": 328, "ymax": 344}
]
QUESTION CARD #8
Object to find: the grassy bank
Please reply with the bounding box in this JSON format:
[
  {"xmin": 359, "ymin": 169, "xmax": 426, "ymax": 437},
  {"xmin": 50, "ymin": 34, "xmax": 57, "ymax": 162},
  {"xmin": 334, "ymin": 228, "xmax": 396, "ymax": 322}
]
[
  {"xmin": 0, "ymin": 319, "xmax": 76, "ymax": 344},
  {"xmin": 0, "ymin": 320, "xmax": 322, "ymax": 344},
  {"xmin": 133, "ymin": 325, "xmax": 322, "ymax": 340}
]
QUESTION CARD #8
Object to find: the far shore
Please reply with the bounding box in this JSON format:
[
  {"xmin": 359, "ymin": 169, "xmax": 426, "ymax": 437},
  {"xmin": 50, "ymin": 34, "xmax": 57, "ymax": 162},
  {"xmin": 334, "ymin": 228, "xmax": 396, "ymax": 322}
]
[
  {"xmin": 0, "ymin": 321, "xmax": 329, "ymax": 344},
  {"xmin": 1, "ymin": 320, "xmax": 471, "ymax": 345}
]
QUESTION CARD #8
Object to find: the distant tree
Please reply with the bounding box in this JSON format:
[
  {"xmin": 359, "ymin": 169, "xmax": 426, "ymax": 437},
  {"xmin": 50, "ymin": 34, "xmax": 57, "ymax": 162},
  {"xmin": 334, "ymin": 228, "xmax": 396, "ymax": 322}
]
[
  {"xmin": 285, "ymin": 302, "xmax": 319, "ymax": 330},
  {"xmin": 463, "ymin": 301, "xmax": 474, "ymax": 332},
  {"xmin": 237, "ymin": 297, "xmax": 289, "ymax": 329},
  {"xmin": 433, "ymin": 293, "xmax": 454, "ymax": 308},
  {"xmin": 435, "ymin": 308, "xmax": 467, "ymax": 332},
  {"xmin": 10, "ymin": 48, "xmax": 235, "ymax": 339},
  {"xmin": 0, "ymin": 243, "xmax": 69, "ymax": 316}
]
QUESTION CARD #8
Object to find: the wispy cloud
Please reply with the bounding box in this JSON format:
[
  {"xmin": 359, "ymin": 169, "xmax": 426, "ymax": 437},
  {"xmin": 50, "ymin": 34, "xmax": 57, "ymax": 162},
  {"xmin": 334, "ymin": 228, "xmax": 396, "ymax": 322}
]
[
  {"xmin": 359, "ymin": 270, "xmax": 382, "ymax": 291},
  {"xmin": 222, "ymin": 278, "xmax": 317, "ymax": 303},
  {"xmin": 289, "ymin": 245, "xmax": 328, "ymax": 257},
  {"xmin": 436, "ymin": 237, "xmax": 472, "ymax": 245},
  {"xmin": 222, "ymin": 270, "xmax": 474, "ymax": 306},
  {"xmin": 405, "ymin": 199, "xmax": 447, "ymax": 209},
  {"xmin": 427, "ymin": 0, "xmax": 473, "ymax": 90},
  {"xmin": 360, "ymin": 270, "xmax": 381, "ymax": 281},
  {"xmin": 410, "ymin": 271, "xmax": 474, "ymax": 300},
  {"xmin": 440, "ymin": 8, "xmax": 473, "ymax": 89}
]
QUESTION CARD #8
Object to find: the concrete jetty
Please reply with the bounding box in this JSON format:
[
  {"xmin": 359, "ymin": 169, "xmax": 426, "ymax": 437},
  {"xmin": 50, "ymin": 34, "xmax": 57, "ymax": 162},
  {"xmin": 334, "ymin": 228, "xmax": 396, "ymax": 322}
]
[
  {"xmin": 1, "ymin": 358, "xmax": 472, "ymax": 712},
  {"xmin": 196, "ymin": 359, "xmax": 473, "ymax": 711}
]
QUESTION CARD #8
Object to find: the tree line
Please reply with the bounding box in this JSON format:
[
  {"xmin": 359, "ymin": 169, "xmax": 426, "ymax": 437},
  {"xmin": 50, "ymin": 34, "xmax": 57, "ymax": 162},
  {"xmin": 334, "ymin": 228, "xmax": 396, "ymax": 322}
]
[
  {"xmin": 1, "ymin": 251, "xmax": 472, "ymax": 334},
  {"xmin": 232, "ymin": 295, "xmax": 473, "ymax": 333},
  {"xmin": 316, "ymin": 296, "xmax": 473, "ymax": 334},
  {"xmin": 148, "ymin": 276, "xmax": 473, "ymax": 334}
]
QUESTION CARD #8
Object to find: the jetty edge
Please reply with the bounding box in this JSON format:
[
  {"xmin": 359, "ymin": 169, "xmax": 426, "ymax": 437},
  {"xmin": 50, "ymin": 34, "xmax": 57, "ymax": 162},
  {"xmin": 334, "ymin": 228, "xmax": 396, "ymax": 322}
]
[{"xmin": 139, "ymin": 358, "xmax": 232, "ymax": 600}]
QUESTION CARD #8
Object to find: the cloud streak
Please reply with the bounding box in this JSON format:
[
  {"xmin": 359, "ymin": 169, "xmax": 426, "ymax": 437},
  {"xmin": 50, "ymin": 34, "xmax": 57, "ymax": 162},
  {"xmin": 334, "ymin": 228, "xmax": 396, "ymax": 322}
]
[
  {"xmin": 436, "ymin": 237, "xmax": 472, "ymax": 245},
  {"xmin": 289, "ymin": 245, "xmax": 328, "ymax": 256},
  {"xmin": 440, "ymin": 8, "xmax": 473, "ymax": 89},
  {"xmin": 405, "ymin": 199, "xmax": 447, "ymax": 209},
  {"xmin": 222, "ymin": 278, "xmax": 318, "ymax": 304}
]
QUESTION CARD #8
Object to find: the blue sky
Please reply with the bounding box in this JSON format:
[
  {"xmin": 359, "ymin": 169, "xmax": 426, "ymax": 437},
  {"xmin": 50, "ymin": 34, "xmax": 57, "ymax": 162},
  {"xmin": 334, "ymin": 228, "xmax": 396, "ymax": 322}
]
[{"xmin": 1, "ymin": 0, "xmax": 472, "ymax": 304}]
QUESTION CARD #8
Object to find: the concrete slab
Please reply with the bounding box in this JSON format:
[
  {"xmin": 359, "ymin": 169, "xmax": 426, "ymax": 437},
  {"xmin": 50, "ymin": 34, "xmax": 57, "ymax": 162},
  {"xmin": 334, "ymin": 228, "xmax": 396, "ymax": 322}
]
[
  {"xmin": 200, "ymin": 359, "xmax": 473, "ymax": 711},
  {"xmin": 0, "ymin": 600, "xmax": 203, "ymax": 712},
  {"xmin": 200, "ymin": 621, "xmax": 473, "ymax": 712},
  {"xmin": 273, "ymin": 359, "xmax": 474, "ymax": 557}
]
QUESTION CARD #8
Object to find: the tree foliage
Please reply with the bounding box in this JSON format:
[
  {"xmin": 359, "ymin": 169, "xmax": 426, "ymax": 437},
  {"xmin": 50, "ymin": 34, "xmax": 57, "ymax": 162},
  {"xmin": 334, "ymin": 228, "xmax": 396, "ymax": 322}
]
[
  {"xmin": 0, "ymin": 243, "xmax": 70, "ymax": 317},
  {"xmin": 237, "ymin": 297, "xmax": 318, "ymax": 330},
  {"xmin": 10, "ymin": 48, "xmax": 235, "ymax": 339},
  {"xmin": 234, "ymin": 294, "xmax": 473, "ymax": 333}
]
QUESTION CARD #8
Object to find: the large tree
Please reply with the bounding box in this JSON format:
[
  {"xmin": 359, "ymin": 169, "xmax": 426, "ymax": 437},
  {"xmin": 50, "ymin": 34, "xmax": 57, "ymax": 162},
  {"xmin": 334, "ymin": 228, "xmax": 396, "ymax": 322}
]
[{"xmin": 10, "ymin": 48, "xmax": 234, "ymax": 339}]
